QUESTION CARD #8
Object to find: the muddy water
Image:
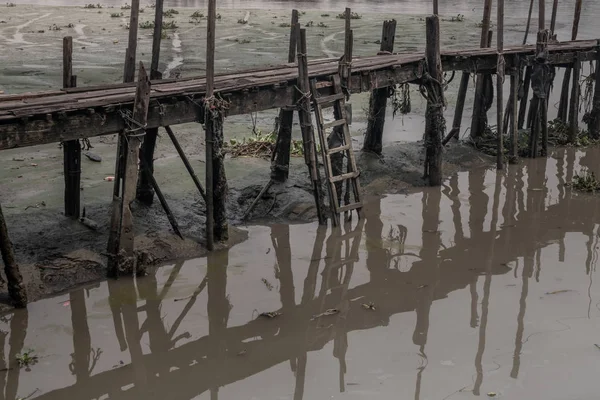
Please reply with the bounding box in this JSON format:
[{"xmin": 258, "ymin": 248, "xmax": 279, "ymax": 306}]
[{"xmin": 0, "ymin": 146, "xmax": 599, "ymax": 400}]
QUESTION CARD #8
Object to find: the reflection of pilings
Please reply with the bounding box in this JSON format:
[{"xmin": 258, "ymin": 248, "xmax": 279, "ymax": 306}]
[
  {"xmin": 473, "ymin": 171, "xmax": 502, "ymax": 396},
  {"xmin": 69, "ymin": 288, "xmax": 93, "ymax": 382},
  {"xmin": 511, "ymin": 254, "xmax": 533, "ymax": 379},
  {"xmin": 6, "ymin": 310, "xmax": 27, "ymax": 400},
  {"xmin": 293, "ymin": 353, "xmax": 307, "ymax": 400},
  {"xmin": 207, "ymin": 250, "xmax": 230, "ymax": 400}
]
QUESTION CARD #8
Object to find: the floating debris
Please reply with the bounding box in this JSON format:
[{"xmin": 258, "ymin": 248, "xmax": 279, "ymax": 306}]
[
  {"xmin": 237, "ymin": 349, "xmax": 247, "ymax": 356},
  {"xmin": 84, "ymin": 151, "xmax": 102, "ymax": 162},
  {"xmin": 259, "ymin": 311, "xmax": 281, "ymax": 319},
  {"xmin": 261, "ymin": 278, "xmax": 274, "ymax": 291},
  {"xmin": 545, "ymin": 289, "xmax": 576, "ymax": 295},
  {"xmin": 311, "ymin": 308, "xmax": 339, "ymax": 320},
  {"xmin": 361, "ymin": 302, "xmax": 376, "ymax": 311},
  {"xmin": 487, "ymin": 392, "xmax": 497, "ymax": 398}
]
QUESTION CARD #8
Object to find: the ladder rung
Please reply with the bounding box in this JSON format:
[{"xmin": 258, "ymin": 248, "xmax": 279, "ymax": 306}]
[
  {"xmin": 316, "ymin": 93, "xmax": 345, "ymax": 105},
  {"xmin": 330, "ymin": 171, "xmax": 359, "ymax": 183},
  {"xmin": 338, "ymin": 202, "xmax": 363, "ymax": 213},
  {"xmin": 323, "ymin": 119, "xmax": 346, "ymax": 130},
  {"xmin": 327, "ymin": 144, "xmax": 352, "ymax": 155}
]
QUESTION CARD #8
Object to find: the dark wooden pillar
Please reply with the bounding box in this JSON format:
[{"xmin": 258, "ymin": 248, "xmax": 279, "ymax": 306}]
[
  {"xmin": 568, "ymin": 53, "xmax": 581, "ymax": 143},
  {"xmin": 588, "ymin": 42, "xmax": 600, "ymax": 139},
  {"xmin": 424, "ymin": 16, "xmax": 444, "ymax": 186},
  {"xmin": 271, "ymin": 9, "xmax": 299, "ymax": 183},
  {"xmin": 363, "ymin": 19, "xmax": 396, "ymax": 155},
  {"xmin": 0, "ymin": 204, "xmax": 27, "ymax": 307},
  {"xmin": 136, "ymin": 0, "xmax": 164, "ymax": 205},
  {"xmin": 63, "ymin": 36, "xmax": 81, "ymax": 219},
  {"xmin": 557, "ymin": 0, "xmax": 582, "ymax": 122}
]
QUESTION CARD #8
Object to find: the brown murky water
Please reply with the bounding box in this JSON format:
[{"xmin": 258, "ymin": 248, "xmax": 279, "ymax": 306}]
[{"xmin": 1, "ymin": 146, "xmax": 599, "ymax": 399}]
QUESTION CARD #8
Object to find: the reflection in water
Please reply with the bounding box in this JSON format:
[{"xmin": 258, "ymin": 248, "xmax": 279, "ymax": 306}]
[{"xmin": 1, "ymin": 148, "xmax": 600, "ymax": 399}]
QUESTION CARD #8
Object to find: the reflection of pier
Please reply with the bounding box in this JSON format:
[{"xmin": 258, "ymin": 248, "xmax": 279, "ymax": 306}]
[{"xmin": 3, "ymin": 152, "xmax": 600, "ymax": 400}]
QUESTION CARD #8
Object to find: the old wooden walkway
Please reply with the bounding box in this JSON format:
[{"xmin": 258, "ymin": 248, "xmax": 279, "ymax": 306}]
[{"xmin": 0, "ymin": 39, "xmax": 597, "ymax": 150}]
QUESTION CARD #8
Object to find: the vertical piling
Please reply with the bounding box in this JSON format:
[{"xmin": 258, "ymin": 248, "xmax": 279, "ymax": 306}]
[
  {"xmin": 588, "ymin": 41, "xmax": 600, "ymax": 139},
  {"xmin": 0, "ymin": 204, "xmax": 27, "ymax": 308},
  {"xmin": 424, "ymin": 16, "xmax": 444, "ymax": 186},
  {"xmin": 341, "ymin": 8, "xmax": 353, "ymax": 87},
  {"xmin": 136, "ymin": 0, "xmax": 164, "ymax": 205},
  {"xmin": 538, "ymin": 0, "xmax": 545, "ymax": 31},
  {"xmin": 205, "ymin": 0, "xmax": 216, "ymax": 251},
  {"xmin": 509, "ymin": 70, "xmax": 519, "ymax": 163},
  {"xmin": 568, "ymin": 54, "xmax": 581, "ymax": 143},
  {"xmin": 550, "ymin": 0, "xmax": 558, "ymax": 34},
  {"xmin": 123, "ymin": 0, "xmax": 141, "ymax": 83},
  {"xmin": 62, "ymin": 36, "xmax": 81, "ymax": 219},
  {"xmin": 270, "ymin": 9, "xmax": 299, "ymax": 183},
  {"xmin": 469, "ymin": 0, "xmax": 493, "ymax": 140},
  {"xmin": 433, "ymin": 0, "xmax": 438, "ymax": 15},
  {"xmin": 557, "ymin": 0, "xmax": 582, "ymax": 122},
  {"xmin": 110, "ymin": 63, "xmax": 151, "ymax": 277},
  {"xmin": 496, "ymin": 0, "xmax": 505, "ymax": 170},
  {"xmin": 363, "ymin": 20, "xmax": 397, "ymax": 154}
]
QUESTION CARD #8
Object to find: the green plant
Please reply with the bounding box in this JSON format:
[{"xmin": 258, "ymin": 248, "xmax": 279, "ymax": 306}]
[
  {"xmin": 190, "ymin": 10, "xmax": 204, "ymax": 19},
  {"xmin": 121, "ymin": 3, "xmax": 131, "ymax": 9},
  {"xmin": 337, "ymin": 10, "xmax": 362, "ymax": 19},
  {"xmin": 237, "ymin": 18, "xmax": 248, "ymax": 24},
  {"xmin": 139, "ymin": 20, "xmax": 154, "ymax": 29},
  {"xmin": 162, "ymin": 20, "xmax": 178, "ymax": 29},
  {"xmin": 317, "ymin": 22, "xmax": 328, "ymax": 28},
  {"xmin": 16, "ymin": 350, "xmax": 38, "ymax": 369},
  {"xmin": 279, "ymin": 22, "xmax": 291, "ymax": 28},
  {"xmin": 163, "ymin": 8, "xmax": 179, "ymax": 17},
  {"xmin": 84, "ymin": 3, "xmax": 102, "ymax": 8},
  {"xmin": 49, "ymin": 23, "xmax": 62, "ymax": 31},
  {"xmin": 321, "ymin": 13, "xmax": 330, "ymax": 17},
  {"xmin": 571, "ymin": 169, "xmax": 600, "ymax": 192},
  {"xmin": 110, "ymin": 12, "xmax": 123, "ymax": 17},
  {"xmin": 305, "ymin": 20, "xmax": 314, "ymax": 27}
]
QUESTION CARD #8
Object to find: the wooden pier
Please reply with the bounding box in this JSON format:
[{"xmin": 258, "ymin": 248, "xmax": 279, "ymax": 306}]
[{"xmin": 0, "ymin": 0, "xmax": 599, "ymax": 306}]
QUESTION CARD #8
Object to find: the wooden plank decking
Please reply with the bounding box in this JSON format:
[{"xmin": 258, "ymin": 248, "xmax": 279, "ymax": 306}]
[{"xmin": 0, "ymin": 39, "xmax": 597, "ymax": 150}]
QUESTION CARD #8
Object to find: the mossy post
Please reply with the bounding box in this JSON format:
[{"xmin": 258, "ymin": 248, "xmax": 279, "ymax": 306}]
[
  {"xmin": 136, "ymin": 0, "xmax": 164, "ymax": 205},
  {"xmin": 62, "ymin": 36, "xmax": 81, "ymax": 219},
  {"xmin": 469, "ymin": 0, "xmax": 493, "ymax": 140},
  {"xmin": 0, "ymin": 204, "xmax": 27, "ymax": 308},
  {"xmin": 424, "ymin": 16, "xmax": 444, "ymax": 186},
  {"xmin": 588, "ymin": 41, "xmax": 600, "ymax": 139},
  {"xmin": 271, "ymin": 9, "xmax": 299, "ymax": 183},
  {"xmin": 363, "ymin": 19, "xmax": 396, "ymax": 155}
]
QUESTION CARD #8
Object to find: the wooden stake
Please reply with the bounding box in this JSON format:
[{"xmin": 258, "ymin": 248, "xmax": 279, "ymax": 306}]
[
  {"xmin": 550, "ymin": 0, "xmax": 558, "ymax": 34},
  {"xmin": 297, "ymin": 28, "xmax": 326, "ymax": 224},
  {"xmin": 424, "ymin": 16, "xmax": 444, "ymax": 186},
  {"xmin": 538, "ymin": 0, "xmax": 545, "ymax": 31},
  {"xmin": 588, "ymin": 41, "xmax": 600, "ymax": 139},
  {"xmin": 523, "ymin": 0, "xmax": 535, "ymax": 45},
  {"xmin": 62, "ymin": 36, "xmax": 81, "ymax": 219},
  {"xmin": 342, "ymin": 7, "xmax": 353, "ymax": 86},
  {"xmin": 558, "ymin": 0, "xmax": 583, "ymax": 122},
  {"xmin": 518, "ymin": 67, "xmax": 532, "ymax": 128},
  {"xmin": 136, "ymin": 0, "xmax": 164, "ymax": 205},
  {"xmin": 442, "ymin": 72, "xmax": 469, "ymax": 145},
  {"xmin": 497, "ymin": 0, "xmax": 505, "ymax": 170},
  {"xmin": 0, "ymin": 204, "xmax": 27, "ymax": 308},
  {"xmin": 123, "ymin": 0, "xmax": 141, "ymax": 83},
  {"xmin": 568, "ymin": 54, "xmax": 581, "ymax": 143},
  {"xmin": 469, "ymin": 0, "xmax": 493, "ymax": 140},
  {"xmin": 509, "ymin": 70, "xmax": 519, "ymax": 163},
  {"xmin": 205, "ymin": 0, "xmax": 216, "ymax": 250},
  {"xmin": 433, "ymin": 0, "xmax": 438, "ymax": 15},
  {"xmin": 271, "ymin": 9, "xmax": 299, "ymax": 183},
  {"xmin": 164, "ymin": 126, "xmax": 207, "ymax": 201},
  {"xmin": 363, "ymin": 19, "xmax": 396, "ymax": 154},
  {"xmin": 108, "ymin": 62, "xmax": 151, "ymax": 277}
]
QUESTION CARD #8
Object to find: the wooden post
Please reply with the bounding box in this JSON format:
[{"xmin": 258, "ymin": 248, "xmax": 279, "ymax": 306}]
[
  {"xmin": 62, "ymin": 36, "xmax": 81, "ymax": 219},
  {"xmin": 108, "ymin": 62, "xmax": 151, "ymax": 277},
  {"xmin": 442, "ymin": 73, "xmax": 469, "ymax": 145},
  {"xmin": 164, "ymin": 126, "xmax": 207, "ymax": 200},
  {"xmin": 518, "ymin": 67, "xmax": 532, "ymax": 128},
  {"xmin": 341, "ymin": 7, "xmax": 353, "ymax": 87},
  {"xmin": 271, "ymin": 9, "xmax": 299, "ymax": 183},
  {"xmin": 469, "ymin": 0, "xmax": 493, "ymax": 140},
  {"xmin": 0, "ymin": 204, "xmax": 27, "ymax": 308},
  {"xmin": 297, "ymin": 28, "xmax": 326, "ymax": 224},
  {"xmin": 587, "ymin": 41, "xmax": 600, "ymax": 139},
  {"xmin": 523, "ymin": 0, "xmax": 535, "ymax": 45},
  {"xmin": 424, "ymin": 16, "xmax": 444, "ymax": 186},
  {"xmin": 205, "ymin": 0, "xmax": 228, "ymax": 245},
  {"xmin": 529, "ymin": 30, "xmax": 551, "ymax": 157},
  {"xmin": 433, "ymin": 0, "xmax": 438, "ymax": 15},
  {"xmin": 123, "ymin": 0, "xmax": 141, "ymax": 82},
  {"xmin": 558, "ymin": 0, "xmax": 582, "ymax": 122},
  {"xmin": 363, "ymin": 20, "xmax": 396, "ymax": 154},
  {"xmin": 509, "ymin": 70, "xmax": 519, "ymax": 163},
  {"xmin": 568, "ymin": 54, "xmax": 581, "ymax": 143},
  {"xmin": 538, "ymin": 0, "xmax": 545, "ymax": 31},
  {"xmin": 136, "ymin": 0, "xmax": 164, "ymax": 205},
  {"xmin": 496, "ymin": 0, "xmax": 505, "ymax": 170},
  {"xmin": 550, "ymin": 0, "xmax": 558, "ymax": 34}
]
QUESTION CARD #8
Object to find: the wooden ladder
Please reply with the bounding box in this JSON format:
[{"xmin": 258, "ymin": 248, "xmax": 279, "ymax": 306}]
[{"xmin": 309, "ymin": 74, "xmax": 363, "ymax": 226}]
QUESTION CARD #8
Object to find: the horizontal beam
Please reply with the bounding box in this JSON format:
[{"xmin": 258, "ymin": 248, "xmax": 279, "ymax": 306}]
[{"xmin": 0, "ymin": 47, "xmax": 596, "ymax": 151}]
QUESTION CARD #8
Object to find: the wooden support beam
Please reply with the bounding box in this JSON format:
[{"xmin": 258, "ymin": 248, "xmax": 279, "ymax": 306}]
[
  {"xmin": 297, "ymin": 28, "xmax": 326, "ymax": 224},
  {"xmin": 550, "ymin": 0, "xmax": 559, "ymax": 34},
  {"xmin": 424, "ymin": 16, "xmax": 444, "ymax": 186},
  {"xmin": 136, "ymin": 0, "xmax": 165, "ymax": 205},
  {"xmin": 518, "ymin": 66, "xmax": 532, "ymax": 128},
  {"xmin": 164, "ymin": 126, "xmax": 207, "ymax": 201},
  {"xmin": 0, "ymin": 203, "xmax": 27, "ymax": 308},
  {"xmin": 539, "ymin": 0, "xmax": 545, "ymax": 31},
  {"xmin": 509, "ymin": 70, "xmax": 519, "ymax": 163},
  {"xmin": 271, "ymin": 9, "xmax": 299, "ymax": 183},
  {"xmin": 558, "ymin": 0, "xmax": 582, "ymax": 122},
  {"xmin": 108, "ymin": 62, "xmax": 151, "ymax": 277},
  {"xmin": 363, "ymin": 19, "xmax": 396, "ymax": 154},
  {"xmin": 124, "ymin": 0, "xmax": 141, "ymax": 83},
  {"xmin": 433, "ymin": 0, "xmax": 438, "ymax": 15},
  {"xmin": 62, "ymin": 36, "xmax": 81, "ymax": 219},
  {"xmin": 529, "ymin": 30, "xmax": 552, "ymax": 157},
  {"xmin": 568, "ymin": 53, "xmax": 581, "ymax": 143},
  {"xmin": 587, "ymin": 41, "xmax": 600, "ymax": 139},
  {"xmin": 205, "ymin": 0, "xmax": 216, "ymax": 250},
  {"xmin": 443, "ymin": 71, "xmax": 469, "ymax": 145},
  {"xmin": 497, "ymin": 0, "xmax": 505, "ymax": 170}
]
